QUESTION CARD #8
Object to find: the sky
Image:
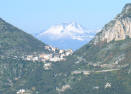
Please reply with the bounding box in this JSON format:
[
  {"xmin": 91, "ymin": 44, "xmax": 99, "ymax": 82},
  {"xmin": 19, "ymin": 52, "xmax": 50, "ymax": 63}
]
[{"xmin": 0, "ymin": 0, "xmax": 131, "ymax": 34}]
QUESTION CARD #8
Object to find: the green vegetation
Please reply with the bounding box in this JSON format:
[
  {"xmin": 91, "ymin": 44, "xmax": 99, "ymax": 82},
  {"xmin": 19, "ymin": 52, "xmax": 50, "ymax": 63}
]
[
  {"xmin": 0, "ymin": 18, "xmax": 47, "ymax": 57},
  {"xmin": 0, "ymin": 3, "xmax": 131, "ymax": 94}
]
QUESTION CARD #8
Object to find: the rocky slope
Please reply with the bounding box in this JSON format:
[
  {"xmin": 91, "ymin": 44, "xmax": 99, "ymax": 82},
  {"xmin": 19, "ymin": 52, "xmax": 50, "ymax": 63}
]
[
  {"xmin": 71, "ymin": 4, "xmax": 131, "ymax": 72},
  {"xmin": 92, "ymin": 3, "xmax": 131, "ymax": 45}
]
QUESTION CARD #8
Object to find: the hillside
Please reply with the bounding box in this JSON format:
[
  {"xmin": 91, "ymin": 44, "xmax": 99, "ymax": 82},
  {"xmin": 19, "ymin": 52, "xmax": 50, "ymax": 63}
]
[
  {"xmin": 1, "ymin": 3, "xmax": 131, "ymax": 94},
  {"xmin": 0, "ymin": 18, "xmax": 73, "ymax": 94},
  {"xmin": 0, "ymin": 18, "xmax": 72, "ymax": 62},
  {"xmin": 54, "ymin": 3, "xmax": 131, "ymax": 94},
  {"xmin": 0, "ymin": 18, "xmax": 47, "ymax": 57},
  {"xmin": 74, "ymin": 3, "xmax": 131, "ymax": 66}
]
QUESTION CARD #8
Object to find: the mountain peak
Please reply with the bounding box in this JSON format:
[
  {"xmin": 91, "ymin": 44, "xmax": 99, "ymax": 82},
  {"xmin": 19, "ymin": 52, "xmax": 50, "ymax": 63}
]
[
  {"xmin": 38, "ymin": 22, "xmax": 87, "ymax": 40},
  {"xmin": 117, "ymin": 3, "xmax": 131, "ymax": 18},
  {"xmin": 67, "ymin": 22, "xmax": 80, "ymax": 27},
  {"xmin": 37, "ymin": 22, "xmax": 96, "ymax": 50},
  {"xmin": 59, "ymin": 22, "xmax": 83, "ymax": 32},
  {"xmin": 123, "ymin": 3, "xmax": 131, "ymax": 12},
  {"xmin": 91, "ymin": 4, "xmax": 131, "ymax": 45}
]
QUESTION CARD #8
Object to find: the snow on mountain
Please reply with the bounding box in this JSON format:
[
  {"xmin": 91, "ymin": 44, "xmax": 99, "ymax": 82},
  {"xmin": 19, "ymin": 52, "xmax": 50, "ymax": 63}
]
[{"xmin": 37, "ymin": 22, "xmax": 98, "ymax": 50}]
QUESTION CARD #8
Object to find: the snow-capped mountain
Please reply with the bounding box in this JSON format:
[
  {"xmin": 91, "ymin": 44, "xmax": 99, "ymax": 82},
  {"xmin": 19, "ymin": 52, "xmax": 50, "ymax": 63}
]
[{"xmin": 37, "ymin": 22, "xmax": 97, "ymax": 50}]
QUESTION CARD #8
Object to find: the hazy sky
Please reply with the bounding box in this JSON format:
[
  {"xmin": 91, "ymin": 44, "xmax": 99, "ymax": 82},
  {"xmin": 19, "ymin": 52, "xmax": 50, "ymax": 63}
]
[{"xmin": 0, "ymin": 0, "xmax": 130, "ymax": 34}]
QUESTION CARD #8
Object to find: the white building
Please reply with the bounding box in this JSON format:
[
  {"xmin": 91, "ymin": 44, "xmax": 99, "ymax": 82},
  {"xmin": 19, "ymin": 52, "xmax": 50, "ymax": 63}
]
[{"xmin": 105, "ymin": 82, "xmax": 111, "ymax": 88}]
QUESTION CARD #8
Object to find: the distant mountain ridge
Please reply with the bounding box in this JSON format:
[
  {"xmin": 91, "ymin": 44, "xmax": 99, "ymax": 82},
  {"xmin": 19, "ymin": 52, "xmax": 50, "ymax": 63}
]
[{"xmin": 36, "ymin": 22, "xmax": 97, "ymax": 50}]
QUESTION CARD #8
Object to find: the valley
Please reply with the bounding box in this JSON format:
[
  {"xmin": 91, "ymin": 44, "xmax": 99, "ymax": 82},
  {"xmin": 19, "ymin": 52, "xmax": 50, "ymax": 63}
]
[{"xmin": 0, "ymin": 3, "xmax": 131, "ymax": 94}]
